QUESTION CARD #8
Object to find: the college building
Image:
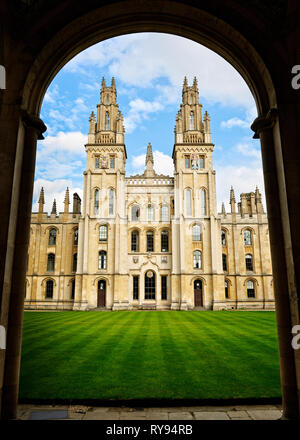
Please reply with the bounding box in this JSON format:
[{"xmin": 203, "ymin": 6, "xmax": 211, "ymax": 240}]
[{"xmin": 25, "ymin": 77, "xmax": 274, "ymax": 310}]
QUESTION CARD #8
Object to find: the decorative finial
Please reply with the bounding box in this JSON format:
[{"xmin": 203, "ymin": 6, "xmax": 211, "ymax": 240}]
[{"xmin": 51, "ymin": 199, "xmax": 57, "ymax": 216}]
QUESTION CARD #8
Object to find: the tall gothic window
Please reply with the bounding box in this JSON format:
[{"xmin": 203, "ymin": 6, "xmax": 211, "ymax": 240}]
[
  {"xmin": 221, "ymin": 230, "xmax": 226, "ymax": 246},
  {"xmin": 186, "ymin": 189, "xmax": 192, "ymax": 216},
  {"xmin": 109, "ymin": 189, "xmax": 114, "ymax": 215},
  {"xmin": 45, "ymin": 280, "xmax": 53, "ymax": 299},
  {"xmin": 99, "ymin": 225, "xmax": 107, "ymax": 241},
  {"xmin": 72, "ymin": 253, "xmax": 77, "ymax": 272},
  {"xmin": 133, "ymin": 276, "xmax": 139, "ymax": 300},
  {"xmin": 161, "ymin": 205, "xmax": 169, "ymax": 222},
  {"xmin": 98, "ymin": 251, "xmax": 107, "ymax": 269},
  {"xmin": 247, "ymin": 280, "xmax": 255, "ymax": 298},
  {"xmin": 201, "ymin": 188, "xmax": 206, "ymax": 216},
  {"xmin": 94, "ymin": 189, "xmax": 99, "ymax": 215},
  {"xmin": 47, "ymin": 253, "xmax": 55, "ymax": 272},
  {"xmin": 110, "ymin": 156, "xmax": 115, "ymax": 168},
  {"xmin": 244, "ymin": 229, "xmax": 252, "ymax": 245},
  {"xmin": 225, "ymin": 280, "xmax": 229, "ymax": 299},
  {"xmin": 48, "ymin": 228, "xmax": 56, "ymax": 246},
  {"xmin": 193, "ymin": 250, "xmax": 202, "ymax": 269},
  {"xmin": 74, "ymin": 228, "xmax": 78, "ymax": 245},
  {"xmin": 245, "ymin": 254, "xmax": 253, "ymax": 271},
  {"xmin": 161, "ymin": 230, "xmax": 169, "ymax": 252},
  {"xmin": 145, "ymin": 271, "xmax": 155, "ymax": 300},
  {"xmin": 193, "ymin": 225, "xmax": 201, "ymax": 241},
  {"xmin": 105, "ymin": 112, "xmax": 110, "ymax": 130},
  {"xmin": 131, "ymin": 205, "xmax": 140, "ymax": 221},
  {"xmin": 131, "ymin": 230, "xmax": 139, "ymax": 252},
  {"xmin": 146, "ymin": 231, "xmax": 154, "ymax": 252},
  {"xmin": 95, "ymin": 157, "xmax": 100, "ymax": 168},
  {"xmin": 222, "ymin": 254, "xmax": 227, "ymax": 271},
  {"xmin": 161, "ymin": 275, "xmax": 167, "ymax": 300},
  {"xmin": 199, "ymin": 156, "xmax": 204, "ymax": 169},
  {"xmin": 190, "ymin": 111, "xmax": 195, "ymax": 130},
  {"xmin": 147, "ymin": 205, "xmax": 154, "ymax": 221}
]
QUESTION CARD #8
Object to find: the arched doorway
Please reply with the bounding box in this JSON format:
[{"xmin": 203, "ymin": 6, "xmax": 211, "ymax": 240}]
[
  {"xmin": 97, "ymin": 280, "xmax": 106, "ymax": 307},
  {"xmin": 194, "ymin": 279, "xmax": 203, "ymax": 307},
  {"xmin": 1, "ymin": 0, "xmax": 300, "ymax": 421}
]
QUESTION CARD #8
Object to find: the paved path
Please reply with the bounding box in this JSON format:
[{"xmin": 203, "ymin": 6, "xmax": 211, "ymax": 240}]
[{"xmin": 17, "ymin": 404, "xmax": 283, "ymax": 420}]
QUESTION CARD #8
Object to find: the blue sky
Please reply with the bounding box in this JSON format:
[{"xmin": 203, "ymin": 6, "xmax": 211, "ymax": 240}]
[{"xmin": 33, "ymin": 33, "xmax": 264, "ymax": 213}]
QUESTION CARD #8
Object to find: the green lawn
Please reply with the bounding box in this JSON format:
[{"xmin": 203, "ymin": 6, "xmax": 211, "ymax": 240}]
[{"xmin": 19, "ymin": 311, "xmax": 281, "ymax": 401}]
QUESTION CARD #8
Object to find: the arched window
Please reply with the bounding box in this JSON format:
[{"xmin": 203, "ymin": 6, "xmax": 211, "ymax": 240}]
[
  {"xmin": 161, "ymin": 230, "xmax": 169, "ymax": 252},
  {"xmin": 201, "ymin": 189, "xmax": 206, "ymax": 216},
  {"xmin": 105, "ymin": 112, "xmax": 110, "ymax": 130},
  {"xmin": 247, "ymin": 280, "xmax": 255, "ymax": 298},
  {"xmin": 146, "ymin": 231, "xmax": 154, "ymax": 252},
  {"xmin": 94, "ymin": 189, "xmax": 99, "ymax": 215},
  {"xmin": 147, "ymin": 205, "xmax": 154, "ymax": 221},
  {"xmin": 225, "ymin": 280, "xmax": 229, "ymax": 299},
  {"xmin": 222, "ymin": 254, "xmax": 227, "ymax": 271},
  {"xmin": 244, "ymin": 229, "xmax": 252, "ymax": 245},
  {"xmin": 192, "ymin": 224, "xmax": 201, "ymax": 241},
  {"xmin": 45, "ymin": 280, "xmax": 53, "ymax": 299},
  {"xmin": 47, "ymin": 253, "xmax": 55, "ymax": 272},
  {"xmin": 106, "ymin": 95, "xmax": 109, "ymax": 105},
  {"xmin": 48, "ymin": 228, "xmax": 56, "ymax": 245},
  {"xmin": 186, "ymin": 189, "xmax": 192, "ymax": 216},
  {"xmin": 131, "ymin": 230, "xmax": 139, "ymax": 252},
  {"xmin": 131, "ymin": 205, "xmax": 140, "ymax": 221},
  {"xmin": 99, "ymin": 225, "xmax": 107, "ymax": 241},
  {"xmin": 71, "ymin": 279, "xmax": 75, "ymax": 300},
  {"xmin": 190, "ymin": 111, "xmax": 195, "ymax": 130},
  {"xmin": 161, "ymin": 205, "xmax": 169, "ymax": 222},
  {"xmin": 193, "ymin": 250, "xmax": 202, "ymax": 269},
  {"xmin": 73, "ymin": 253, "xmax": 77, "ymax": 272},
  {"xmin": 190, "ymin": 95, "xmax": 193, "ymax": 105},
  {"xmin": 199, "ymin": 156, "xmax": 204, "ymax": 169},
  {"xmin": 245, "ymin": 254, "xmax": 253, "ymax": 271},
  {"xmin": 95, "ymin": 157, "xmax": 100, "ymax": 168},
  {"xmin": 98, "ymin": 251, "xmax": 107, "ymax": 269},
  {"xmin": 109, "ymin": 189, "xmax": 114, "ymax": 215},
  {"xmin": 74, "ymin": 228, "xmax": 78, "ymax": 245},
  {"xmin": 145, "ymin": 271, "xmax": 155, "ymax": 300},
  {"xmin": 221, "ymin": 230, "xmax": 226, "ymax": 246}
]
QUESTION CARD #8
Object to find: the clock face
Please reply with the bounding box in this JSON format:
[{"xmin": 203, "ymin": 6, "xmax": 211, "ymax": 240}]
[{"xmin": 146, "ymin": 270, "xmax": 153, "ymax": 278}]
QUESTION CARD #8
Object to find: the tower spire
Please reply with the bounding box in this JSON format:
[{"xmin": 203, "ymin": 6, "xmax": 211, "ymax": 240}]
[
  {"xmin": 101, "ymin": 77, "xmax": 106, "ymax": 89},
  {"xmin": 145, "ymin": 142, "xmax": 155, "ymax": 177},
  {"xmin": 230, "ymin": 186, "xmax": 236, "ymax": 213},
  {"xmin": 64, "ymin": 187, "xmax": 70, "ymax": 214},
  {"xmin": 51, "ymin": 199, "xmax": 57, "ymax": 216},
  {"xmin": 38, "ymin": 187, "xmax": 44, "ymax": 213}
]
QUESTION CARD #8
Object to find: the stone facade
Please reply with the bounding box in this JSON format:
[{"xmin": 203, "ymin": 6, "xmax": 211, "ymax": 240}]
[{"xmin": 25, "ymin": 78, "xmax": 274, "ymax": 311}]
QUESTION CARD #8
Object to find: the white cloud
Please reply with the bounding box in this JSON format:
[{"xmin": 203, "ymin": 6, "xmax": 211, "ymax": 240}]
[
  {"xmin": 32, "ymin": 179, "xmax": 83, "ymax": 214},
  {"xmin": 221, "ymin": 118, "xmax": 250, "ymax": 129},
  {"xmin": 124, "ymin": 99, "xmax": 164, "ymax": 133},
  {"xmin": 64, "ymin": 33, "xmax": 255, "ymax": 110},
  {"xmin": 236, "ymin": 142, "xmax": 261, "ymax": 160}
]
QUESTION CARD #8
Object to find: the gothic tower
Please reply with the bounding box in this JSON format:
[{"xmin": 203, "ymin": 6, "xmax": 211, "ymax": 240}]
[
  {"xmin": 172, "ymin": 77, "xmax": 222, "ymax": 310},
  {"xmin": 74, "ymin": 77, "xmax": 128, "ymax": 310}
]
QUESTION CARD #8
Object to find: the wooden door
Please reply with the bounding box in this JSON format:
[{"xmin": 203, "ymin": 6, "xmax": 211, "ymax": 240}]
[
  {"xmin": 97, "ymin": 280, "xmax": 106, "ymax": 307},
  {"xmin": 194, "ymin": 280, "xmax": 203, "ymax": 307}
]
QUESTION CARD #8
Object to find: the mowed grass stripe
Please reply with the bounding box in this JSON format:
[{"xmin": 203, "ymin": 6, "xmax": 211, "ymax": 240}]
[{"xmin": 19, "ymin": 311, "xmax": 281, "ymax": 401}]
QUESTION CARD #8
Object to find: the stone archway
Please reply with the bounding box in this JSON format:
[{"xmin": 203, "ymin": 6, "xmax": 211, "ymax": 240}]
[{"xmin": 1, "ymin": 0, "xmax": 299, "ymax": 420}]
